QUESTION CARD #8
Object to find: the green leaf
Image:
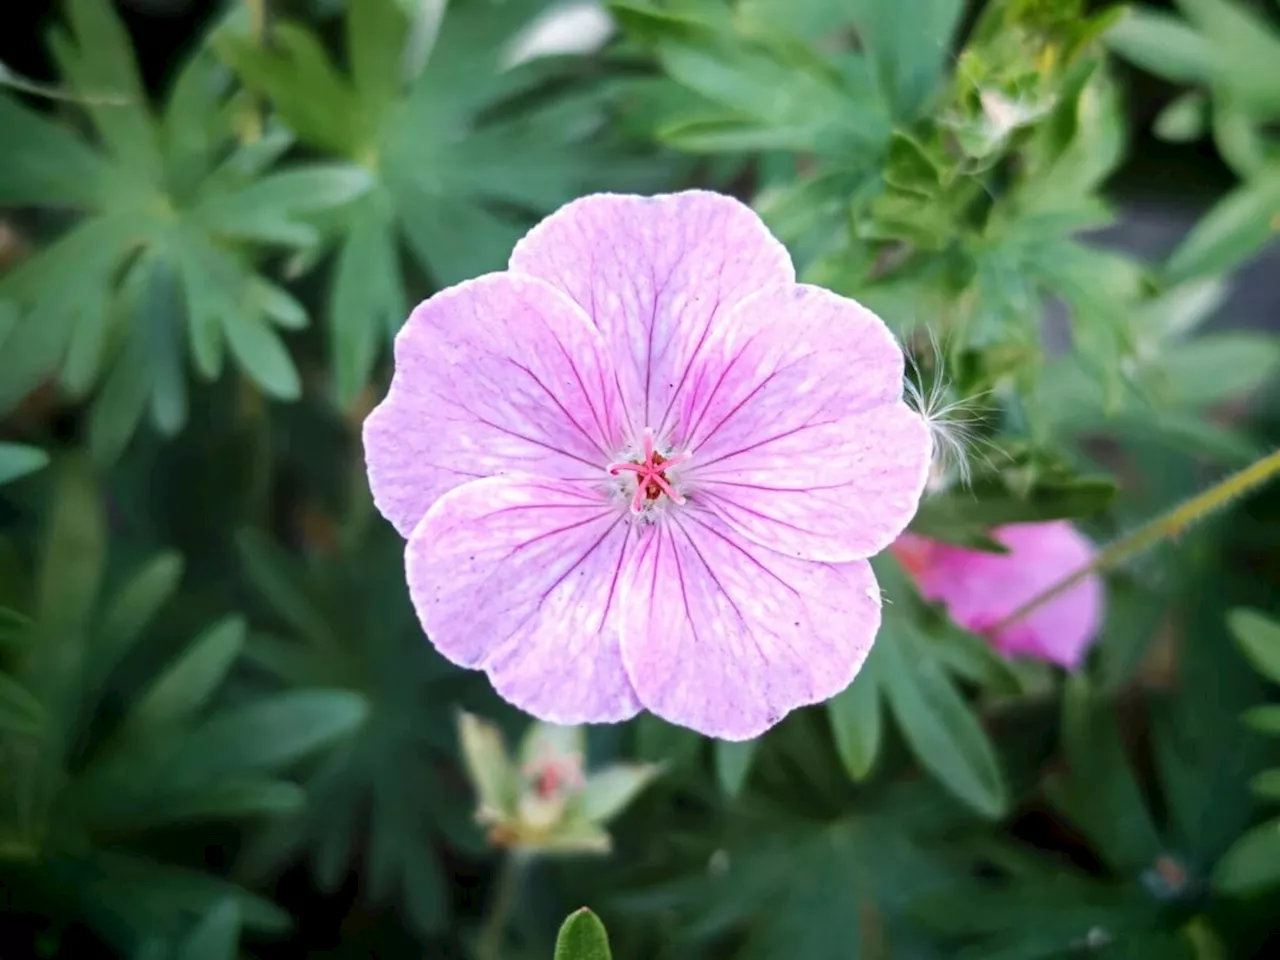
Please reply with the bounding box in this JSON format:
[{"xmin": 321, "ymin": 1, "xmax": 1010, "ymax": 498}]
[
  {"xmin": 610, "ymin": 1, "xmax": 886, "ymax": 156},
  {"xmin": 909, "ymin": 477, "xmax": 1117, "ymax": 541},
  {"xmin": 402, "ymin": 833, "xmax": 449, "ymax": 935},
  {"xmin": 1176, "ymin": 0, "xmax": 1280, "ymax": 115},
  {"xmin": 97, "ymin": 552, "xmax": 184, "ymax": 671},
  {"xmin": 1228, "ymin": 608, "xmax": 1280, "ymax": 685},
  {"xmin": 1243, "ymin": 705, "xmax": 1280, "ymax": 736},
  {"xmin": 221, "ymin": 312, "xmax": 301, "ymax": 400},
  {"xmin": 127, "ymin": 616, "xmax": 246, "ymax": 728},
  {"xmin": 0, "ymin": 443, "xmax": 49, "ymax": 485},
  {"xmin": 658, "ymin": 116, "xmax": 830, "ymax": 154},
  {"xmin": 0, "ymin": 297, "xmax": 12, "ymax": 343},
  {"xmin": 1106, "ymin": 9, "xmax": 1216, "ymax": 83},
  {"xmin": 1048, "ymin": 675, "xmax": 1164, "ymax": 873},
  {"xmin": 162, "ymin": 50, "xmax": 224, "ymax": 197},
  {"xmin": 940, "ymin": 632, "xmax": 1025, "ymax": 696},
  {"xmin": 179, "ymin": 900, "xmax": 240, "ymax": 960},
  {"xmin": 1152, "ymin": 332, "xmax": 1280, "ymax": 407},
  {"xmin": 397, "ymin": 192, "xmax": 525, "ymax": 287},
  {"xmin": 61, "ymin": 291, "xmax": 110, "ymax": 400},
  {"xmin": 635, "ymin": 715, "xmax": 702, "ymax": 769},
  {"xmin": 36, "ymin": 458, "xmax": 104, "ymax": 636},
  {"xmin": 1154, "ymin": 586, "xmax": 1271, "ymax": 866},
  {"xmin": 214, "ymin": 21, "xmax": 365, "ymax": 156},
  {"xmin": 1251, "ymin": 769, "xmax": 1280, "ymax": 800},
  {"xmin": 555, "ymin": 908, "xmax": 613, "ymax": 960},
  {"xmin": 77, "ymin": 774, "xmax": 307, "ymax": 833},
  {"xmin": 157, "ymin": 780, "xmax": 308, "ymax": 827},
  {"xmin": 59, "ymin": 0, "xmax": 163, "ymax": 183},
  {"xmin": 714, "ymin": 739, "xmax": 758, "ymax": 797},
  {"xmin": 849, "ymin": 0, "xmax": 963, "ymax": 120},
  {"xmin": 90, "ymin": 251, "xmax": 178, "ymax": 461},
  {"xmin": 88, "ymin": 329, "xmax": 152, "ymax": 464},
  {"xmin": 881, "ymin": 621, "xmax": 1008, "ymax": 818},
  {"xmin": 251, "ymin": 277, "xmax": 308, "ymax": 331},
  {"xmin": 580, "ymin": 764, "xmax": 661, "ymax": 822},
  {"xmin": 1166, "ymin": 165, "xmax": 1280, "ymax": 281},
  {"xmin": 1154, "ymin": 91, "xmax": 1207, "ymax": 142},
  {"xmin": 331, "ymin": 191, "xmax": 405, "ymax": 404},
  {"xmin": 136, "ymin": 257, "xmax": 189, "ymax": 437},
  {"xmin": 1212, "ymin": 95, "xmax": 1268, "ymax": 179},
  {"xmin": 0, "ymin": 671, "xmax": 43, "ymax": 736},
  {"xmin": 0, "ymin": 94, "xmax": 119, "ymax": 206},
  {"xmin": 1213, "ymin": 817, "xmax": 1280, "ymax": 894},
  {"xmin": 0, "ymin": 221, "xmax": 128, "ymax": 413},
  {"xmin": 738, "ymin": 0, "xmax": 856, "ymax": 40},
  {"xmin": 827, "ymin": 658, "xmax": 882, "ymax": 781},
  {"xmin": 0, "ymin": 606, "xmax": 32, "ymax": 647},
  {"xmin": 1135, "ymin": 276, "xmax": 1228, "ymax": 342},
  {"xmin": 192, "ymin": 165, "xmax": 372, "ymax": 247},
  {"xmin": 85, "ymin": 850, "xmax": 291, "ymax": 939},
  {"xmin": 347, "ymin": 0, "xmax": 408, "ymax": 114},
  {"xmin": 177, "ymin": 689, "xmax": 369, "ymax": 780},
  {"xmin": 236, "ymin": 529, "xmax": 336, "ymax": 646}
]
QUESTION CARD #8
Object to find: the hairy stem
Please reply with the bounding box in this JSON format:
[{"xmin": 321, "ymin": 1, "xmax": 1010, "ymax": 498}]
[{"xmin": 994, "ymin": 447, "xmax": 1280, "ymax": 631}]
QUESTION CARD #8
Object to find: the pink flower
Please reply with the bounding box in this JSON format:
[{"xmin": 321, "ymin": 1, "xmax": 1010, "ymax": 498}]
[
  {"xmin": 363, "ymin": 191, "xmax": 932, "ymax": 739},
  {"xmin": 893, "ymin": 521, "xmax": 1104, "ymax": 668}
]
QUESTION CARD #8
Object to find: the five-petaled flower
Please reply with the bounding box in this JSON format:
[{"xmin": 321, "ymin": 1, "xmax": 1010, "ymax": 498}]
[
  {"xmin": 893, "ymin": 521, "xmax": 1104, "ymax": 669},
  {"xmin": 364, "ymin": 191, "xmax": 932, "ymax": 739}
]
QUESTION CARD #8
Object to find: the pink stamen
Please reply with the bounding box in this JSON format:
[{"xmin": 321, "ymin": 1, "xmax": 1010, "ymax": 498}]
[
  {"xmin": 606, "ymin": 427, "xmax": 691, "ymax": 514},
  {"xmin": 652, "ymin": 474, "xmax": 685, "ymax": 504}
]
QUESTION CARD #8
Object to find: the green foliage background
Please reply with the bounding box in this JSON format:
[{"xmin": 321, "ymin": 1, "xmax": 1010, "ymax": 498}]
[{"xmin": 2, "ymin": 1, "xmax": 1280, "ymax": 957}]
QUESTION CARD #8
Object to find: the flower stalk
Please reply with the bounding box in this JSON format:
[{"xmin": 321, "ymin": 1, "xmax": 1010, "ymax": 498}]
[
  {"xmin": 995, "ymin": 447, "xmax": 1280, "ymax": 632},
  {"xmin": 476, "ymin": 851, "xmax": 527, "ymax": 960}
]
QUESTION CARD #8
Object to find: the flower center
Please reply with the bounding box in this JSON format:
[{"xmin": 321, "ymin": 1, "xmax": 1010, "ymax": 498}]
[
  {"xmin": 607, "ymin": 427, "xmax": 692, "ymax": 514},
  {"xmin": 523, "ymin": 750, "xmax": 584, "ymax": 802}
]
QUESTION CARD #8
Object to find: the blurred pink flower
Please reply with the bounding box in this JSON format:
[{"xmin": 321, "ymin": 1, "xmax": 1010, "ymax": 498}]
[
  {"xmin": 363, "ymin": 191, "xmax": 932, "ymax": 739},
  {"xmin": 893, "ymin": 521, "xmax": 1104, "ymax": 668}
]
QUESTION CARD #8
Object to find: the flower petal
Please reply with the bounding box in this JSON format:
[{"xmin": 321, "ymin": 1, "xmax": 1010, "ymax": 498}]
[
  {"xmin": 908, "ymin": 522, "xmax": 1104, "ymax": 669},
  {"xmin": 677, "ymin": 284, "xmax": 931, "ymax": 562},
  {"xmin": 406, "ymin": 476, "xmax": 641, "ymax": 723},
  {"xmin": 508, "ymin": 191, "xmax": 794, "ymax": 439},
  {"xmin": 364, "ymin": 273, "xmax": 624, "ymax": 536},
  {"xmin": 620, "ymin": 510, "xmax": 881, "ymax": 740}
]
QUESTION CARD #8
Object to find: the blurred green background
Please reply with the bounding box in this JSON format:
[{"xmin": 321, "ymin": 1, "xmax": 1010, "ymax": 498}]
[{"xmin": 3, "ymin": 1, "xmax": 1280, "ymax": 958}]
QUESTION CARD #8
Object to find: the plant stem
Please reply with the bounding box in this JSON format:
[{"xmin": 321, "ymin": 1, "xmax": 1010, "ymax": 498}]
[
  {"xmin": 477, "ymin": 852, "xmax": 526, "ymax": 960},
  {"xmin": 242, "ymin": 0, "xmax": 267, "ymax": 142},
  {"xmin": 994, "ymin": 447, "xmax": 1280, "ymax": 632}
]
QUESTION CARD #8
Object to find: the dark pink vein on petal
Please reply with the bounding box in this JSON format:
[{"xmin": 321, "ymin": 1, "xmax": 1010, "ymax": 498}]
[
  {"xmin": 666, "ymin": 524, "xmax": 702, "ymax": 652},
  {"xmin": 692, "ymin": 418, "xmax": 837, "ymax": 472},
  {"xmin": 535, "ymin": 514, "xmax": 627, "ymax": 601},
  {"xmin": 689, "ymin": 349, "xmax": 820, "ymax": 449},
  {"xmin": 508, "ymin": 510, "xmax": 619, "ymax": 558},
  {"xmin": 546, "ymin": 327, "xmax": 618, "ymax": 454},
  {"xmin": 504, "ymin": 359, "xmax": 608, "ymax": 460},
  {"xmin": 700, "ymin": 491, "xmax": 816, "ymax": 537},
  {"xmin": 597, "ymin": 524, "xmax": 634, "ymax": 627},
  {"xmin": 467, "ymin": 412, "xmax": 603, "ymax": 470},
  {"xmin": 682, "ymin": 512, "xmax": 803, "ymax": 600}
]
